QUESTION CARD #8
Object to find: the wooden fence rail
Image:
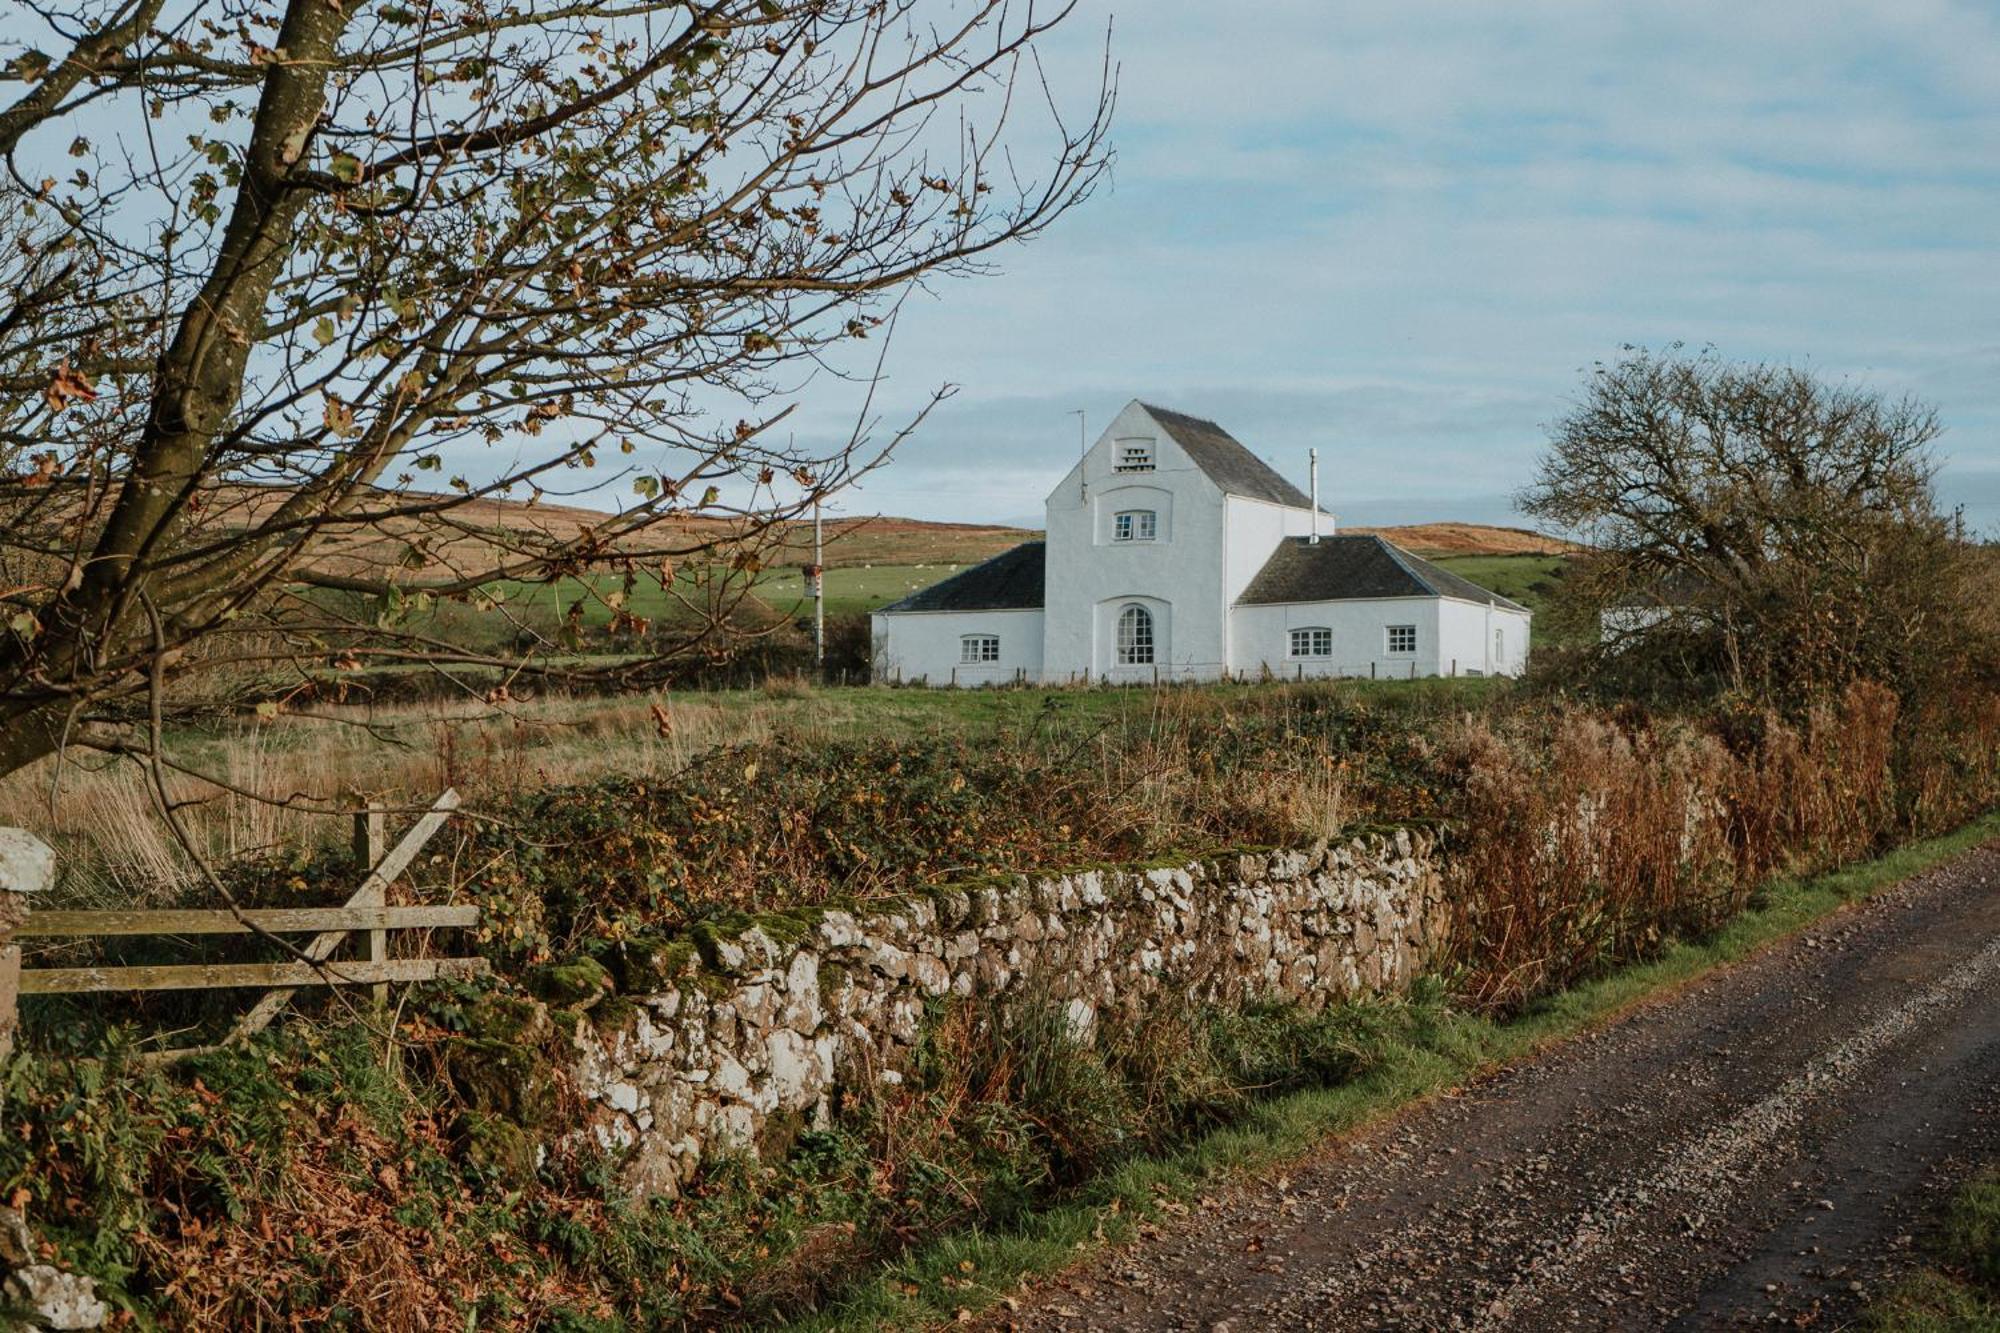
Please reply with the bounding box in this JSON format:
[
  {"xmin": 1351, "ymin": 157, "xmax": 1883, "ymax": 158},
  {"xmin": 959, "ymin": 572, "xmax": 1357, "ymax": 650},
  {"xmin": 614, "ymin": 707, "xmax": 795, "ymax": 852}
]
[
  {"xmin": 0, "ymin": 789, "xmax": 486, "ymax": 1058},
  {"xmin": 18, "ymin": 906, "xmax": 480, "ymax": 938}
]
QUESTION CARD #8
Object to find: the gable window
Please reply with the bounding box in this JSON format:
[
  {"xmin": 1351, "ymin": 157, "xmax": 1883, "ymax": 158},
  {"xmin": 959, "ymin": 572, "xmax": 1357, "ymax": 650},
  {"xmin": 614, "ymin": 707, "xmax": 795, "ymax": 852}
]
[
  {"xmin": 1386, "ymin": 624, "xmax": 1417, "ymax": 655},
  {"xmin": 1112, "ymin": 509, "xmax": 1157, "ymax": 542},
  {"xmin": 960, "ymin": 635, "xmax": 1000, "ymax": 665},
  {"xmin": 1289, "ymin": 627, "xmax": 1333, "ymax": 658},
  {"xmin": 1116, "ymin": 604, "xmax": 1155, "ymax": 665},
  {"xmin": 1115, "ymin": 440, "xmax": 1155, "ymax": 472}
]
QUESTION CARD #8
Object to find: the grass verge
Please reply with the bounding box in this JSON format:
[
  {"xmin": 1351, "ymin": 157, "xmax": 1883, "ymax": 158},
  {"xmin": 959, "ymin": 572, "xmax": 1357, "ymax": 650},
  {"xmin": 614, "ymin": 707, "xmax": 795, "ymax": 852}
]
[
  {"xmin": 793, "ymin": 809, "xmax": 2000, "ymax": 1331},
  {"xmin": 1865, "ymin": 1169, "xmax": 2000, "ymax": 1332}
]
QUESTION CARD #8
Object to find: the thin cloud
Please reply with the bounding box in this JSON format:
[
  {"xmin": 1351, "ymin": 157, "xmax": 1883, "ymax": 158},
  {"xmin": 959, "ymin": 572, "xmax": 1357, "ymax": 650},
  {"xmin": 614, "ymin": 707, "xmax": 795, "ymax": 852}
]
[{"xmin": 755, "ymin": 2, "xmax": 2000, "ymax": 528}]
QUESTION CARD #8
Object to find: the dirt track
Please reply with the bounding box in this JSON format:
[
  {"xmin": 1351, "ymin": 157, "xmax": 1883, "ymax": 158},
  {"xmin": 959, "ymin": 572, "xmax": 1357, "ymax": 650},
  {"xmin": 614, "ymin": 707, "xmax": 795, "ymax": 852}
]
[{"xmin": 989, "ymin": 838, "xmax": 2000, "ymax": 1331}]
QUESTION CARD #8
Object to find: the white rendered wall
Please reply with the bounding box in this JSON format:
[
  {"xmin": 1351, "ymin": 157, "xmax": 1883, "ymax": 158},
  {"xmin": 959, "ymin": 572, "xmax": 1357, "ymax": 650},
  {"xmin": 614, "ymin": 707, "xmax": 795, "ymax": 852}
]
[
  {"xmin": 870, "ymin": 609, "xmax": 1045, "ymax": 686},
  {"xmin": 1229, "ymin": 598, "xmax": 1445, "ymax": 680},
  {"xmin": 1434, "ymin": 598, "xmax": 1534, "ymax": 677},
  {"xmin": 1220, "ymin": 497, "xmax": 1323, "ymax": 672},
  {"xmin": 1043, "ymin": 402, "xmax": 1234, "ymax": 680}
]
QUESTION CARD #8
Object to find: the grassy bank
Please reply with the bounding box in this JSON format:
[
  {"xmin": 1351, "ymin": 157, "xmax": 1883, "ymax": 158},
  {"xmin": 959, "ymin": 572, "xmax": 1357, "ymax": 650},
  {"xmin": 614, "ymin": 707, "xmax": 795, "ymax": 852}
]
[
  {"xmin": 1867, "ymin": 1169, "xmax": 2000, "ymax": 1332},
  {"xmin": 0, "ymin": 676, "xmax": 1500, "ymax": 908},
  {"xmin": 795, "ymin": 809, "xmax": 2000, "ymax": 1331}
]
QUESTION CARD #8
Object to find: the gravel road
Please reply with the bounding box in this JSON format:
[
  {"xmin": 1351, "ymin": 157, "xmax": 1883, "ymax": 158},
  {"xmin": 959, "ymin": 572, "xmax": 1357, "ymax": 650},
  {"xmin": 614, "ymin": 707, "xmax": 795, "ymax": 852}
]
[{"xmin": 987, "ymin": 838, "xmax": 2000, "ymax": 1332}]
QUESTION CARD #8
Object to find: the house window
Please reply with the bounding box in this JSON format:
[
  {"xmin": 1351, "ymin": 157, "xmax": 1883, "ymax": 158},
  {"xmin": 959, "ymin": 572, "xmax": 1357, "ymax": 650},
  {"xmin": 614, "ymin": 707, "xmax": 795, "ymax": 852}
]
[
  {"xmin": 1494, "ymin": 628, "xmax": 1505, "ymax": 661},
  {"xmin": 1112, "ymin": 509, "xmax": 1157, "ymax": 542},
  {"xmin": 1289, "ymin": 627, "xmax": 1333, "ymax": 658},
  {"xmin": 1115, "ymin": 440, "xmax": 1155, "ymax": 472},
  {"xmin": 960, "ymin": 635, "xmax": 1000, "ymax": 664},
  {"xmin": 1116, "ymin": 604, "xmax": 1155, "ymax": 665},
  {"xmin": 1386, "ymin": 624, "xmax": 1417, "ymax": 655}
]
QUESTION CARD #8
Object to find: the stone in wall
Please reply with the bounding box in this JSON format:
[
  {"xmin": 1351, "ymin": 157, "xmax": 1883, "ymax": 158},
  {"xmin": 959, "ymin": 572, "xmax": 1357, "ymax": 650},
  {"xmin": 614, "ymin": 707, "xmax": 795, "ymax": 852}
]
[{"xmin": 572, "ymin": 830, "xmax": 1445, "ymax": 1198}]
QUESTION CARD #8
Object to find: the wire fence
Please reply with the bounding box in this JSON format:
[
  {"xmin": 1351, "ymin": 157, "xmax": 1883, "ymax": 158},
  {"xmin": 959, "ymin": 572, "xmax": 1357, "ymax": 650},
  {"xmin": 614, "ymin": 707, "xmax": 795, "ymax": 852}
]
[{"xmin": 881, "ymin": 658, "xmax": 1493, "ymax": 688}]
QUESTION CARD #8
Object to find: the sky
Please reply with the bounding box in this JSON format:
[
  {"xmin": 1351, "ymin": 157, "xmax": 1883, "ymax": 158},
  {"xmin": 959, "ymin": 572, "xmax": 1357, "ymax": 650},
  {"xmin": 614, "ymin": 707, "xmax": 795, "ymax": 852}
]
[{"xmin": 783, "ymin": 0, "xmax": 2000, "ymax": 534}]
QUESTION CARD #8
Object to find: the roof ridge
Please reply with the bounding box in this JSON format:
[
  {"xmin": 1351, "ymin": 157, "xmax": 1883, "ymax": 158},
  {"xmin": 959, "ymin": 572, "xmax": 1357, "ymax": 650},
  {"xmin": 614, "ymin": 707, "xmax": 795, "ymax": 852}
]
[
  {"xmin": 1136, "ymin": 401, "xmax": 1226, "ymax": 429},
  {"xmin": 1368, "ymin": 534, "xmax": 1443, "ymax": 598},
  {"xmin": 1136, "ymin": 404, "xmax": 1314, "ymax": 510}
]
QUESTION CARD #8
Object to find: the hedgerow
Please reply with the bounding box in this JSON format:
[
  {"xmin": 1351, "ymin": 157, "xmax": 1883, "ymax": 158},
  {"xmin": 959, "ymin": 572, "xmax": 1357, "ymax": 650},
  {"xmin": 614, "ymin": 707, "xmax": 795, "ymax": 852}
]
[{"xmin": 8, "ymin": 676, "xmax": 2000, "ymax": 1327}]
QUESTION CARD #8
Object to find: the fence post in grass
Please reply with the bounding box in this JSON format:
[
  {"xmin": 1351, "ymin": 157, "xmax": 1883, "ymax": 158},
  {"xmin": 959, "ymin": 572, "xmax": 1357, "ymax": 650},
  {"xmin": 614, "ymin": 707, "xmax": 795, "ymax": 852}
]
[
  {"xmin": 353, "ymin": 803, "xmax": 388, "ymax": 1007},
  {"xmin": 0, "ymin": 830, "xmax": 55, "ymax": 1063}
]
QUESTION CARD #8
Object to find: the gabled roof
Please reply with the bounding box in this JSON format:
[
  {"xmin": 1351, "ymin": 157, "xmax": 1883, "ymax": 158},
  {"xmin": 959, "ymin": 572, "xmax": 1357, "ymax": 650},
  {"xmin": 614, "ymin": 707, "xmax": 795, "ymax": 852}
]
[
  {"xmin": 1139, "ymin": 404, "xmax": 1316, "ymax": 509},
  {"xmin": 875, "ymin": 541, "xmax": 1046, "ymax": 613},
  {"xmin": 1237, "ymin": 534, "xmax": 1530, "ymax": 611}
]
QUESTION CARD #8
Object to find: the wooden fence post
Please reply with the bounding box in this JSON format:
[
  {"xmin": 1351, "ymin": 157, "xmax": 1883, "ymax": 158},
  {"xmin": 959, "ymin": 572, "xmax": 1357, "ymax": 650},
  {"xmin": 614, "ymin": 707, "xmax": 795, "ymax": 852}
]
[
  {"xmin": 353, "ymin": 804, "xmax": 387, "ymax": 1007},
  {"xmin": 227, "ymin": 789, "xmax": 462, "ymax": 1043},
  {"xmin": 0, "ymin": 830, "xmax": 55, "ymax": 1063}
]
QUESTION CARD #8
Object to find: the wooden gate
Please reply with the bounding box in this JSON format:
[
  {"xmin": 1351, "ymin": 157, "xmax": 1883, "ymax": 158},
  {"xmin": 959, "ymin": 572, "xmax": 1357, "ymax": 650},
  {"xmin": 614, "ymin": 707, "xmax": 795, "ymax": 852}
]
[{"xmin": 2, "ymin": 790, "xmax": 487, "ymax": 1056}]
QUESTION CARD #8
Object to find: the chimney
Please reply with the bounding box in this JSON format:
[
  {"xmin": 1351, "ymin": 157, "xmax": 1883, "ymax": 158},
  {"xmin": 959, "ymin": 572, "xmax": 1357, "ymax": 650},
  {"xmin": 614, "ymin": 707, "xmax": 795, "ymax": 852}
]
[{"xmin": 1309, "ymin": 449, "xmax": 1320, "ymax": 545}]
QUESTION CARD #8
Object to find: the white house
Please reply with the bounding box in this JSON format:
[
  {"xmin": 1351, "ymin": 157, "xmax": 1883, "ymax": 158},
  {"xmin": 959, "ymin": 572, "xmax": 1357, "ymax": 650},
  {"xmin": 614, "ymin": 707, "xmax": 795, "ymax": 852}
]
[{"xmin": 870, "ymin": 401, "xmax": 1532, "ymax": 685}]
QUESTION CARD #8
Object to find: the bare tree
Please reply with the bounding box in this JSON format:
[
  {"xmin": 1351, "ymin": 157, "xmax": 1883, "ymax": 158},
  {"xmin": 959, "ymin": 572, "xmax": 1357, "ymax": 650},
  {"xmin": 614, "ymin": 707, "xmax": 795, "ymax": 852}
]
[
  {"xmin": 0, "ymin": 0, "xmax": 1113, "ymax": 778},
  {"xmin": 1520, "ymin": 346, "xmax": 1997, "ymax": 704}
]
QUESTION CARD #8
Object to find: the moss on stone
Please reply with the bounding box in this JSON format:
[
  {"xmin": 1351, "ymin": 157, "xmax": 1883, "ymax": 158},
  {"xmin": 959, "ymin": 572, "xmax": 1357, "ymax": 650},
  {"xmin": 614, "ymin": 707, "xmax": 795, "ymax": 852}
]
[
  {"xmin": 611, "ymin": 935, "xmax": 698, "ymax": 993},
  {"xmin": 441, "ymin": 992, "xmax": 559, "ymax": 1128},
  {"xmin": 444, "ymin": 1034, "xmax": 558, "ymax": 1128},
  {"xmin": 454, "ymin": 1110, "xmax": 538, "ymax": 1188},
  {"xmin": 460, "ymin": 991, "xmax": 549, "ymax": 1046},
  {"xmin": 689, "ymin": 915, "xmax": 754, "ymax": 972},
  {"xmin": 747, "ymin": 905, "xmax": 825, "ymax": 950},
  {"xmin": 588, "ymin": 992, "xmax": 641, "ymax": 1033},
  {"xmin": 755, "ymin": 1106, "xmax": 811, "ymax": 1162},
  {"xmin": 525, "ymin": 957, "xmax": 613, "ymax": 1008}
]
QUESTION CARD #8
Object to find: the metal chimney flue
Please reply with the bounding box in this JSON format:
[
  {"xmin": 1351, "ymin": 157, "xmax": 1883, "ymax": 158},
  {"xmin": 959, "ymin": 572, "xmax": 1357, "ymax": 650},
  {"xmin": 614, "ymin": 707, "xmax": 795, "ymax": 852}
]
[{"xmin": 1309, "ymin": 448, "xmax": 1321, "ymax": 545}]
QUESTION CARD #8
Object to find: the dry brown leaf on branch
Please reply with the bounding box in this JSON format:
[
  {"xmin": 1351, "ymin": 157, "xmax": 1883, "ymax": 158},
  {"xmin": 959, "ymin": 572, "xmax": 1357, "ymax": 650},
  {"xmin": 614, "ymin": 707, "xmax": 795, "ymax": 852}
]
[{"xmin": 43, "ymin": 362, "xmax": 96, "ymax": 413}]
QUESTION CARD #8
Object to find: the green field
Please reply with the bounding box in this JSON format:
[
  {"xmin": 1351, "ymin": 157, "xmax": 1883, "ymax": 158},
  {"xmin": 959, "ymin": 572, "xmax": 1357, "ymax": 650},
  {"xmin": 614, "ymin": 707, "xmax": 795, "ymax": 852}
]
[
  {"xmin": 389, "ymin": 550, "xmax": 1573, "ymax": 658},
  {"xmin": 1431, "ymin": 553, "xmax": 1566, "ymax": 611},
  {"xmin": 481, "ymin": 562, "xmax": 977, "ymax": 629}
]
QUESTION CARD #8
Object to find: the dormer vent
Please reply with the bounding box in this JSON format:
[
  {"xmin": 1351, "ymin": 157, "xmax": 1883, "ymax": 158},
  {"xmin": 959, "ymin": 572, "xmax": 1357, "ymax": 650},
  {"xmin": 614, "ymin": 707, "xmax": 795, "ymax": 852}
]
[{"xmin": 1115, "ymin": 439, "xmax": 1156, "ymax": 472}]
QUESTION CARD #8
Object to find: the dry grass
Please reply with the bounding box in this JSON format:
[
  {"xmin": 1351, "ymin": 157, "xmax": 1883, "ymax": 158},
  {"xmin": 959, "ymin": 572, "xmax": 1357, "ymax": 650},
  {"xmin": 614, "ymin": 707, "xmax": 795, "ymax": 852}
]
[
  {"xmin": 0, "ymin": 678, "xmax": 1446, "ymax": 907},
  {"xmin": 0, "ymin": 687, "xmax": 843, "ymax": 904},
  {"xmin": 1348, "ymin": 521, "xmax": 1575, "ymax": 557},
  {"xmin": 1439, "ymin": 680, "xmax": 2000, "ymax": 1011}
]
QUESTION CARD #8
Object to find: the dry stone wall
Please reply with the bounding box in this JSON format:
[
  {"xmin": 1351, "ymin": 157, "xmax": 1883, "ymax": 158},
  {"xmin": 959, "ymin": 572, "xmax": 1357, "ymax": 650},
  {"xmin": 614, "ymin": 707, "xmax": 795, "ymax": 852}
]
[{"xmin": 572, "ymin": 829, "xmax": 1445, "ymax": 1197}]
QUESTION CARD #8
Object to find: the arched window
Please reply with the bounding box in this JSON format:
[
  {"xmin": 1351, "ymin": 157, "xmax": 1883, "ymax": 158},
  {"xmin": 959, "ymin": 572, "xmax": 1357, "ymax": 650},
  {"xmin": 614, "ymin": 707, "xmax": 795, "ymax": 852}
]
[
  {"xmin": 1116, "ymin": 604, "xmax": 1155, "ymax": 665},
  {"xmin": 1289, "ymin": 627, "xmax": 1332, "ymax": 658},
  {"xmin": 1113, "ymin": 509, "xmax": 1157, "ymax": 542},
  {"xmin": 1494, "ymin": 627, "xmax": 1505, "ymax": 662}
]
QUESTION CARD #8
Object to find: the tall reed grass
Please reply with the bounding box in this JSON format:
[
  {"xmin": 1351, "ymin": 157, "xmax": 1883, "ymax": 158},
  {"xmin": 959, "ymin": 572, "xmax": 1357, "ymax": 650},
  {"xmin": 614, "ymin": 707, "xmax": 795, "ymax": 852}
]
[{"xmin": 1439, "ymin": 681, "xmax": 2000, "ymax": 1011}]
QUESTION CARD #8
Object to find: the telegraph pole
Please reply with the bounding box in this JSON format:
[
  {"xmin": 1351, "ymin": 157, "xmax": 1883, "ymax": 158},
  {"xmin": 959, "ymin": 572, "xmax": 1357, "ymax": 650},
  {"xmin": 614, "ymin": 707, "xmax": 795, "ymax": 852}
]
[
  {"xmin": 1070, "ymin": 409, "xmax": 1087, "ymax": 501},
  {"xmin": 812, "ymin": 497, "xmax": 825, "ymax": 671}
]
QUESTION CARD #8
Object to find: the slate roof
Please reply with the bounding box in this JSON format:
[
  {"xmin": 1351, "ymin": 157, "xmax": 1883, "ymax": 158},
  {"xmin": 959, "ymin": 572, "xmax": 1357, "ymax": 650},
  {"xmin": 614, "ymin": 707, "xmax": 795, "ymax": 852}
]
[
  {"xmin": 1237, "ymin": 534, "xmax": 1530, "ymax": 611},
  {"xmin": 1140, "ymin": 404, "xmax": 1316, "ymax": 509},
  {"xmin": 875, "ymin": 541, "xmax": 1046, "ymax": 613}
]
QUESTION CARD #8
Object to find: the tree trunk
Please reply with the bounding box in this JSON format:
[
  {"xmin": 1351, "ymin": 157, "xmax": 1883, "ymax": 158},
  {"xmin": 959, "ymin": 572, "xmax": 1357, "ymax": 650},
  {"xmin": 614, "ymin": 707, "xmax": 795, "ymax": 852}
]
[{"xmin": 0, "ymin": 704, "xmax": 69, "ymax": 779}]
